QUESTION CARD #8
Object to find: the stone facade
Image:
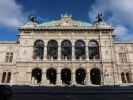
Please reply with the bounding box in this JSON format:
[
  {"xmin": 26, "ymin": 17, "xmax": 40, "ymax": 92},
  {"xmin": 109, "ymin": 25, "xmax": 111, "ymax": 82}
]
[{"xmin": 0, "ymin": 14, "xmax": 133, "ymax": 86}]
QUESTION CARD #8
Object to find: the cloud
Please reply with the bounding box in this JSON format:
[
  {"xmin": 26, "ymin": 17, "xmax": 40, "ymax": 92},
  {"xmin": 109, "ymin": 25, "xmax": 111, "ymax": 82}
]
[
  {"xmin": 114, "ymin": 25, "xmax": 128, "ymax": 36},
  {"xmin": 0, "ymin": 0, "xmax": 26, "ymax": 28},
  {"xmin": 89, "ymin": 0, "xmax": 133, "ymax": 40}
]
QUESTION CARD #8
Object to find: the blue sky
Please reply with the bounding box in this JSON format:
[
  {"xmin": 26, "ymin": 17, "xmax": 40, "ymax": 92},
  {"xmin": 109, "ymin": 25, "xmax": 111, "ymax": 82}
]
[{"xmin": 0, "ymin": 0, "xmax": 133, "ymax": 41}]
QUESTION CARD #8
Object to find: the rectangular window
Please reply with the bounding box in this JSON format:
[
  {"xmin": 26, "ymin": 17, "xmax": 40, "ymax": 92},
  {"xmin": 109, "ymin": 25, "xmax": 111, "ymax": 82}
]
[
  {"xmin": 5, "ymin": 52, "xmax": 13, "ymax": 63},
  {"xmin": 5, "ymin": 52, "xmax": 9, "ymax": 62},
  {"xmin": 121, "ymin": 72, "xmax": 132, "ymax": 83},
  {"xmin": 9, "ymin": 52, "xmax": 13, "ymax": 62},
  {"xmin": 119, "ymin": 53, "xmax": 127, "ymax": 63},
  {"xmin": 1, "ymin": 72, "xmax": 11, "ymax": 83},
  {"xmin": 1, "ymin": 72, "xmax": 6, "ymax": 83},
  {"xmin": 7, "ymin": 72, "xmax": 11, "ymax": 83}
]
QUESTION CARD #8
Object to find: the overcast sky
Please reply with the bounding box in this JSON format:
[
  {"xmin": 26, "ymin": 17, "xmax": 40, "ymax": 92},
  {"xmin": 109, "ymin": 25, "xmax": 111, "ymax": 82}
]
[{"xmin": 0, "ymin": 0, "xmax": 133, "ymax": 41}]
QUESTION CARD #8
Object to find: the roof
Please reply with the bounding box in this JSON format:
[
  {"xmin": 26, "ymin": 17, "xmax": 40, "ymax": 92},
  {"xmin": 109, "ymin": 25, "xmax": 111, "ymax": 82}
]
[
  {"xmin": 114, "ymin": 42, "xmax": 133, "ymax": 44},
  {"xmin": 38, "ymin": 18, "xmax": 92, "ymax": 28},
  {"xmin": 0, "ymin": 41, "xmax": 17, "ymax": 44},
  {"xmin": 20, "ymin": 14, "xmax": 112, "ymax": 30}
]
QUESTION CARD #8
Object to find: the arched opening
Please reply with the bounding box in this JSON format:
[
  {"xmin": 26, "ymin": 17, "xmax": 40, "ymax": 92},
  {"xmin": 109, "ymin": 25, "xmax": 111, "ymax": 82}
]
[
  {"xmin": 76, "ymin": 68, "xmax": 86, "ymax": 85},
  {"xmin": 61, "ymin": 68, "xmax": 71, "ymax": 85},
  {"xmin": 32, "ymin": 68, "xmax": 42, "ymax": 84},
  {"xmin": 61, "ymin": 40, "xmax": 72, "ymax": 60},
  {"xmin": 46, "ymin": 68, "xmax": 57, "ymax": 84},
  {"xmin": 33, "ymin": 40, "xmax": 44, "ymax": 60},
  {"xmin": 47, "ymin": 40, "xmax": 58, "ymax": 59},
  {"xmin": 90, "ymin": 68, "xmax": 101, "ymax": 85},
  {"xmin": 75, "ymin": 40, "xmax": 86, "ymax": 60},
  {"xmin": 121, "ymin": 72, "xmax": 126, "ymax": 83},
  {"xmin": 88, "ymin": 40, "xmax": 100, "ymax": 60},
  {"xmin": 126, "ymin": 72, "xmax": 132, "ymax": 83}
]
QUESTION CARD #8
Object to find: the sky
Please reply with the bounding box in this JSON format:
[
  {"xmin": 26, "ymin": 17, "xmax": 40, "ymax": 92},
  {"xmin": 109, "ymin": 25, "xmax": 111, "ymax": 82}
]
[{"xmin": 0, "ymin": 0, "xmax": 133, "ymax": 41}]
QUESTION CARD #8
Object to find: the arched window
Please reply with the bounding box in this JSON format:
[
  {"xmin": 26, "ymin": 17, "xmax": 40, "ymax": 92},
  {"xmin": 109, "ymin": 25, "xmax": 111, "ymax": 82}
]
[
  {"xmin": 46, "ymin": 68, "xmax": 57, "ymax": 84},
  {"xmin": 33, "ymin": 40, "xmax": 44, "ymax": 60},
  {"xmin": 76, "ymin": 68, "xmax": 86, "ymax": 85},
  {"xmin": 47, "ymin": 40, "xmax": 58, "ymax": 59},
  {"xmin": 88, "ymin": 40, "xmax": 100, "ymax": 60},
  {"xmin": 75, "ymin": 40, "xmax": 86, "ymax": 60},
  {"xmin": 32, "ymin": 68, "xmax": 42, "ymax": 84},
  {"xmin": 90, "ymin": 68, "xmax": 101, "ymax": 85},
  {"xmin": 61, "ymin": 40, "xmax": 72, "ymax": 60},
  {"xmin": 61, "ymin": 68, "xmax": 71, "ymax": 85}
]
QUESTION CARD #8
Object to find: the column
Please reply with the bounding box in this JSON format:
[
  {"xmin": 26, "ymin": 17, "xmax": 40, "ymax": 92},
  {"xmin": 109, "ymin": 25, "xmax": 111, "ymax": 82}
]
[
  {"xmin": 31, "ymin": 77, "xmax": 35, "ymax": 85},
  {"xmin": 72, "ymin": 69, "xmax": 76, "ymax": 85},
  {"xmin": 58, "ymin": 40, "xmax": 61, "ymax": 60},
  {"xmin": 85, "ymin": 41, "xmax": 89, "ymax": 60},
  {"xmin": 56, "ymin": 68, "xmax": 62, "ymax": 86},
  {"xmin": 26, "ymin": 71, "xmax": 31, "ymax": 85},
  {"xmin": 42, "ymin": 68, "xmax": 48, "ymax": 85},
  {"xmin": 72, "ymin": 41, "xmax": 75, "ymax": 60},
  {"xmin": 44, "ymin": 41, "xmax": 48, "ymax": 60},
  {"xmin": 101, "ymin": 63, "xmax": 104, "ymax": 85},
  {"xmin": 85, "ymin": 69, "xmax": 90, "ymax": 85}
]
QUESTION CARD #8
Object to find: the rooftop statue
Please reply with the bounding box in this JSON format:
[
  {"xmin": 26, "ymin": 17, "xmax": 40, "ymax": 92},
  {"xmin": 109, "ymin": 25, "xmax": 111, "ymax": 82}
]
[
  {"xmin": 28, "ymin": 15, "xmax": 38, "ymax": 23},
  {"xmin": 61, "ymin": 13, "xmax": 72, "ymax": 19},
  {"xmin": 96, "ymin": 13, "xmax": 103, "ymax": 23}
]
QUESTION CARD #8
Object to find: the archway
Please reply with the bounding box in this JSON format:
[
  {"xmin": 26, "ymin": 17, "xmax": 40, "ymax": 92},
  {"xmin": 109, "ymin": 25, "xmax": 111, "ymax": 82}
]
[
  {"xmin": 90, "ymin": 68, "xmax": 101, "ymax": 85},
  {"xmin": 75, "ymin": 40, "xmax": 86, "ymax": 59},
  {"xmin": 76, "ymin": 68, "xmax": 86, "ymax": 85},
  {"xmin": 61, "ymin": 68, "xmax": 71, "ymax": 85},
  {"xmin": 46, "ymin": 68, "xmax": 57, "ymax": 84},
  {"xmin": 61, "ymin": 40, "xmax": 72, "ymax": 60},
  {"xmin": 33, "ymin": 40, "xmax": 44, "ymax": 60},
  {"xmin": 32, "ymin": 68, "xmax": 42, "ymax": 84},
  {"xmin": 88, "ymin": 40, "xmax": 100, "ymax": 60},
  {"xmin": 47, "ymin": 40, "xmax": 58, "ymax": 59}
]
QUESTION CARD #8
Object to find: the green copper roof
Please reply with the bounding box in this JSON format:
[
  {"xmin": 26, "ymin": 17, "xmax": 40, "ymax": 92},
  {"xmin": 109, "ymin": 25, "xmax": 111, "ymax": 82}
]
[
  {"xmin": 37, "ymin": 16, "xmax": 92, "ymax": 28},
  {"xmin": 20, "ymin": 14, "xmax": 112, "ymax": 29},
  {"xmin": 38, "ymin": 20, "xmax": 91, "ymax": 27},
  {"xmin": 38, "ymin": 20, "xmax": 61, "ymax": 27}
]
